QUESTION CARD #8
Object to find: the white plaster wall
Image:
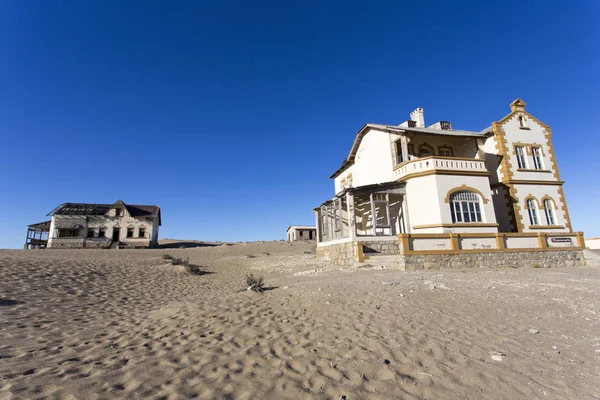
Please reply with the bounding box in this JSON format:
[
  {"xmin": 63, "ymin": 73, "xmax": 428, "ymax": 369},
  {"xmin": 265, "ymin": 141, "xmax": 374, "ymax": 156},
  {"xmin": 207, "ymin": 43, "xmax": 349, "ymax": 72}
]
[
  {"xmin": 459, "ymin": 237, "xmax": 496, "ymax": 250},
  {"xmin": 404, "ymin": 175, "xmax": 442, "ymax": 230},
  {"xmin": 348, "ymin": 129, "xmax": 394, "ymax": 189},
  {"xmin": 48, "ymin": 214, "xmax": 159, "ymax": 247},
  {"xmin": 406, "ymin": 174, "xmax": 498, "ymax": 233},
  {"xmin": 505, "ymin": 236, "xmax": 538, "ymax": 249},
  {"xmin": 501, "ymin": 114, "xmax": 556, "ymax": 182},
  {"xmin": 513, "ymin": 183, "xmax": 568, "ymax": 233},
  {"xmin": 480, "ymin": 136, "xmax": 501, "ymax": 184},
  {"xmin": 411, "ymin": 237, "xmax": 451, "ymax": 251},
  {"xmin": 334, "ymin": 165, "xmax": 354, "ymax": 194}
]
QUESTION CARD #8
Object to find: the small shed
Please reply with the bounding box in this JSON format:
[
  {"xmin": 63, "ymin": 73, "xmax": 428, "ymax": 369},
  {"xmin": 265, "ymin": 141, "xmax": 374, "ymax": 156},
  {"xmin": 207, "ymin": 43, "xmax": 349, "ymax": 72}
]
[{"xmin": 286, "ymin": 225, "xmax": 317, "ymax": 241}]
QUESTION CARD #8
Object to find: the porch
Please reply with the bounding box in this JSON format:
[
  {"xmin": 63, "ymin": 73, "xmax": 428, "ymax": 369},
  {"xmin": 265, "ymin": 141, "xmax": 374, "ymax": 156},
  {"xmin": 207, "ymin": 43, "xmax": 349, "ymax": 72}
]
[
  {"xmin": 315, "ymin": 182, "xmax": 407, "ymax": 248},
  {"xmin": 24, "ymin": 221, "xmax": 51, "ymax": 249}
]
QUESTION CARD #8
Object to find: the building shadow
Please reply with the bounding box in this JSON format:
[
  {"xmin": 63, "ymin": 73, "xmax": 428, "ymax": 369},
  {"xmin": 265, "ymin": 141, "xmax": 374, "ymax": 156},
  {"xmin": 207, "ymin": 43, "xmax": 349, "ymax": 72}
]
[{"xmin": 157, "ymin": 241, "xmax": 222, "ymax": 249}]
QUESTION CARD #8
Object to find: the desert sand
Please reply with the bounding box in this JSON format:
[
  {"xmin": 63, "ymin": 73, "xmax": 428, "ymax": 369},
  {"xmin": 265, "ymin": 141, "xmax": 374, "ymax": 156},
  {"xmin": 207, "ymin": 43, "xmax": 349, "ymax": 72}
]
[{"xmin": 1, "ymin": 241, "xmax": 599, "ymax": 399}]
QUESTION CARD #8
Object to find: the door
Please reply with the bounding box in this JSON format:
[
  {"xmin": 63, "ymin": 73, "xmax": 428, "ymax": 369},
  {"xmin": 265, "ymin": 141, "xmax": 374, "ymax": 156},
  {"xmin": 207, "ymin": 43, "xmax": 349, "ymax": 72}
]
[{"xmin": 112, "ymin": 228, "xmax": 120, "ymax": 242}]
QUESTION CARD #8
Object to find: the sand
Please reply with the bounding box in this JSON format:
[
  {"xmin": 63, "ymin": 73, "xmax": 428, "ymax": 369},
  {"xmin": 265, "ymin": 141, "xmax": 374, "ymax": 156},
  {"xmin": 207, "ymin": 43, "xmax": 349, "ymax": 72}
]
[{"xmin": 1, "ymin": 242, "xmax": 599, "ymax": 399}]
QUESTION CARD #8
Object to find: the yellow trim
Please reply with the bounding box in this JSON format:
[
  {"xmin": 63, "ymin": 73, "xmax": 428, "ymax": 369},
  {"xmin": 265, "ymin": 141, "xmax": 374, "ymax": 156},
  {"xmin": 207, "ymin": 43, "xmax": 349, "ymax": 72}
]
[
  {"xmin": 444, "ymin": 185, "xmax": 491, "ymax": 204},
  {"xmin": 556, "ymin": 186, "xmax": 573, "ymax": 232},
  {"xmin": 537, "ymin": 233, "xmax": 548, "ymax": 249},
  {"xmin": 529, "ymin": 225, "xmax": 566, "ymax": 230},
  {"xmin": 412, "ymin": 223, "xmax": 499, "ymax": 229},
  {"xmin": 496, "ymin": 233, "xmax": 506, "ymax": 249},
  {"xmin": 491, "ymin": 180, "xmax": 565, "ymax": 187},
  {"xmin": 402, "ymin": 247, "xmax": 583, "ymax": 256},
  {"xmin": 576, "ymin": 232, "xmax": 585, "ymax": 248},
  {"xmin": 516, "ymin": 168, "xmax": 552, "ymax": 173},
  {"xmin": 355, "ymin": 241, "xmax": 364, "ymax": 263},
  {"xmin": 523, "ymin": 195, "xmax": 540, "ymax": 209},
  {"xmin": 397, "ymin": 169, "xmax": 490, "ymax": 182},
  {"xmin": 450, "ymin": 234, "xmax": 459, "ymax": 251}
]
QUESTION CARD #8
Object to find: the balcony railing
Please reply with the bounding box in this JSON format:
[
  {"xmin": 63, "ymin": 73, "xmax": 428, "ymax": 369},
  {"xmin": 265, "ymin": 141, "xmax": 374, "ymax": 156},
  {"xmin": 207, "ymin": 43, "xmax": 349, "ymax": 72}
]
[{"xmin": 393, "ymin": 156, "xmax": 487, "ymax": 181}]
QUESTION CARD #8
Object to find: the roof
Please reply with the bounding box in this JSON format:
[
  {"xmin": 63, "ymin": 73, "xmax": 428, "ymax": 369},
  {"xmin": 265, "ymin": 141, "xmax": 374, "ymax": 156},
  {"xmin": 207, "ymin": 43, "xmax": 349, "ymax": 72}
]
[
  {"xmin": 329, "ymin": 123, "xmax": 490, "ymax": 179},
  {"xmin": 47, "ymin": 201, "xmax": 162, "ymax": 225},
  {"xmin": 27, "ymin": 221, "xmax": 51, "ymax": 230},
  {"xmin": 286, "ymin": 225, "xmax": 316, "ymax": 232}
]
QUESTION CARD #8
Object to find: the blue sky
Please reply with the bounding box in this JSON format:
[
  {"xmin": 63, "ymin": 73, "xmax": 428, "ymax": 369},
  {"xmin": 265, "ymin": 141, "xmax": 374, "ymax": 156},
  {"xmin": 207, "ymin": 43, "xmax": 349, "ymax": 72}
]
[{"xmin": 1, "ymin": 1, "xmax": 598, "ymax": 248}]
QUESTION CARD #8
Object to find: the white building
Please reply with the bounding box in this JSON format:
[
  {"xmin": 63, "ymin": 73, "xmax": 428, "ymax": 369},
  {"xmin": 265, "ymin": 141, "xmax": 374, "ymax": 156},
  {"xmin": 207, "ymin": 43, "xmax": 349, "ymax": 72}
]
[
  {"xmin": 38, "ymin": 200, "xmax": 161, "ymax": 249},
  {"xmin": 314, "ymin": 100, "xmax": 585, "ymax": 268},
  {"xmin": 286, "ymin": 225, "xmax": 317, "ymax": 241}
]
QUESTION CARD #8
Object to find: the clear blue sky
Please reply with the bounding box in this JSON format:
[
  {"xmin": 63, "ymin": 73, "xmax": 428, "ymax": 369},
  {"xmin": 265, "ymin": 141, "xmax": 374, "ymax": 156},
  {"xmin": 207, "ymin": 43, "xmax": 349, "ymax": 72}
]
[{"xmin": 1, "ymin": 1, "xmax": 598, "ymax": 248}]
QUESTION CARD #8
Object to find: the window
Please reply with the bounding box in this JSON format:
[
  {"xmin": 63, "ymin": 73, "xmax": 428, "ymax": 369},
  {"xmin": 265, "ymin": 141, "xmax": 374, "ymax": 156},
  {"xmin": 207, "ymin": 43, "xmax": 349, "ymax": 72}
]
[
  {"xmin": 518, "ymin": 115, "xmax": 528, "ymax": 128},
  {"xmin": 527, "ymin": 199, "xmax": 539, "ymax": 225},
  {"xmin": 127, "ymin": 227, "xmax": 134, "ymax": 238},
  {"xmin": 57, "ymin": 228, "xmax": 79, "ymax": 238},
  {"xmin": 139, "ymin": 227, "xmax": 146, "ymax": 238},
  {"xmin": 309, "ymin": 231, "xmax": 313, "ymax": 240},
  {"xmin": 543, "ymin": 199, "xmax": 556, "ymax": 225},
  {"xmin": 115, "ymin": 208, "xmax": 122, "ymax": 217},
  {"xmin": 515, "ymin": 146, "xmax": 527, "ymax": 169},
  {"xmin": 449, "ymin": 191, "xmax": 482, "ymax": 223},
  {"xmin": 87, "ymin": 228, "xmax": 95, "ymax": 238},
  {"xmin": 98, "ymin": 227, "xmax": 106, "ymax": 237},
  {"xmin": 395, "ymin": 141, "xmax": 402, "ymax": 164},
  {"xmin": 531, "ymin": 147, "xmax": 543, "ymax": 170},
  {"xmin": 439, "ymin": 147, "xmax": 453, "ymax": 157}
]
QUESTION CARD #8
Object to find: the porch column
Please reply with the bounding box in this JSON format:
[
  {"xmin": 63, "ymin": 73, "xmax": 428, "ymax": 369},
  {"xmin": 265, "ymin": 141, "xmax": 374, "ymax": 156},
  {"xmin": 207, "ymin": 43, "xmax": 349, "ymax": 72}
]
[
  {"xmin": 402, "ymin": 194, "xmax": 412, "ymax": 233},
  {"xmin": 400, "ymin": 134, "xmax": 409, "ymax": 162},
  {"xmin": 314, "ymin": 210, "xmax": 321, "ymax": 243},
  {"xmin": 346, "ymin": 191, "xmax": 356, "ymax": 240}
]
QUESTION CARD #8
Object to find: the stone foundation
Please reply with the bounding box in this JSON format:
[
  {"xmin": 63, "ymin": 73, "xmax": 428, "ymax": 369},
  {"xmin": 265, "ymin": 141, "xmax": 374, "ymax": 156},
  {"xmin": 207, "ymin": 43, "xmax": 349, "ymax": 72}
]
[
  {"xmin": 316, "ymin": 241, "xmax": 363, "ymax": 266},
  {"xmin": 317, "ymin": 239, "xmax": 585, "ymax": 270},
  {"xmin": 401, "ymin": 250, "xmax": 586, "ymax": 270}
]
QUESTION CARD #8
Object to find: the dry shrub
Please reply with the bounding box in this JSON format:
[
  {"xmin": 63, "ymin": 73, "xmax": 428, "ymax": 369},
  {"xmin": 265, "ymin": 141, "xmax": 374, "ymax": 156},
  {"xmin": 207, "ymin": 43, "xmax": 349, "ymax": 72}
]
[{"xmin": 245, "ymin": 273, "xmax": 265, "ymax": 293}]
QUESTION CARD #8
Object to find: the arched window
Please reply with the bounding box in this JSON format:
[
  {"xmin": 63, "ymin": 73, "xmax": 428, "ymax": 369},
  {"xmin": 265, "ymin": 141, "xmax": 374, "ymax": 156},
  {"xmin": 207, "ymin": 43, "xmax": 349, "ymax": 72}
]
[
  {"xmin": 419, "ymin": 144, "xmax": 434, "ymax": 157},
  {"xmin": 449, "ymin": 191, "xmax": 482, "ymax": 223},
  {"xmin": 527, "ymin": 199, "xmax": 539, "ymax": 225},
  {"xmin": 543, "ymin": 199, "xmax": 556, "ymax": 225}
]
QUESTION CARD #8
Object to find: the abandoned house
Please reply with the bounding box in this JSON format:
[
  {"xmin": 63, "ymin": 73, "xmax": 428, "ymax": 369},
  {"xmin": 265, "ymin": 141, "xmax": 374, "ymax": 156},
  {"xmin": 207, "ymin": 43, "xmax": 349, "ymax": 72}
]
[
  {"xmin": 286, "ymin": 225, "xmax": 317, "ymax": 241},
  {"xmin": 314, "ymin": 99, "xmax": 585, "ymax": 269},
  {"xmin": 25, "ymin": 200, "xmax": 161, "ymax": 249}
]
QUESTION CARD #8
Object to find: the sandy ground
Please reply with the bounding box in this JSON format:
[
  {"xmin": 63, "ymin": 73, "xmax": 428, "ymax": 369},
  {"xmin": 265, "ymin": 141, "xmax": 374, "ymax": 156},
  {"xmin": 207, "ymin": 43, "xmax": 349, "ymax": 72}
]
[{"xmin": 1, "ymin": 241, "xmax": 599, "ymax": 400}]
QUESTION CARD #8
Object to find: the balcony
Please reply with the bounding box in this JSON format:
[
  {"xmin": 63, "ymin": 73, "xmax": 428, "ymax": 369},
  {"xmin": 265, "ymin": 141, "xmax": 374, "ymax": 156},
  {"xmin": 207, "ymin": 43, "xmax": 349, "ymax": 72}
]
[{"xmin": 393, "ymin": 156, "xmax": 488, "ymax": 181}]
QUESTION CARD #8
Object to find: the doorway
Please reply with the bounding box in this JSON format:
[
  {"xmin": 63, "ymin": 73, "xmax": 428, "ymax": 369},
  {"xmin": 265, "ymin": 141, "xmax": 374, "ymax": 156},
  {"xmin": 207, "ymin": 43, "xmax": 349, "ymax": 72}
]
[{"xmin": 112, "ymin": 228, "xmax": 120, "ymax": 242}]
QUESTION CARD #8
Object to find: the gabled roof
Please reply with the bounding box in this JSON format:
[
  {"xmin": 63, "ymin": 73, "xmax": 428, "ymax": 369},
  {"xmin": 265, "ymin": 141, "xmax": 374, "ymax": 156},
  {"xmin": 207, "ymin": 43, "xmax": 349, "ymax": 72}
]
[
  {"xmin": 286, "ymin": 225, "xmax": 316, "ymax": 232},
  {"xmin": 47, "ymin": 201, "xmax": 162, "ymax": 225},
  {"xmin": 329, "ymin": 123, "xmax": 488, "ymax": 179}
]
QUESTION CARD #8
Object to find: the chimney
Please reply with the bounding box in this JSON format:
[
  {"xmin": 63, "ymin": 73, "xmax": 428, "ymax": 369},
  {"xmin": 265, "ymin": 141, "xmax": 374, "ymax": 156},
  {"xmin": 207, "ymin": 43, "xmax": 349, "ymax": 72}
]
[{"xmin": 410, "ymin": 108, "xmax": 424, "ymax": 128}]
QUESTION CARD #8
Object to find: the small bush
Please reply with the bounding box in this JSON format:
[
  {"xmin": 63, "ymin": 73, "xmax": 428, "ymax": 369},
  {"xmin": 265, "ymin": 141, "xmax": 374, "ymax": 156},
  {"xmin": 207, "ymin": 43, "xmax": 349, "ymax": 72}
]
[
  {"xmin": 162, "ymin": 254, "xmax": 174, "ymax": 260},
  {"xmin": 245, "ymin": 273, "xmax": 265, "ymax": 293},
  {"xmin": 246, "ymin": 254, "xmax": 256, "ymax": 259},
  {"xmin": 186, "ymin": 264, "xmax": 205, "ymax": 275},
  {"xmin": 532, "ymin": 264, "xmax": 543, "ymax": 268},
  {"xmin": 262, "ymin": 252, "xmax": 270, "ymax": 256},
  {"xmin": 171, "ymin": 257, "xmax": 189, "ymax": 266}
]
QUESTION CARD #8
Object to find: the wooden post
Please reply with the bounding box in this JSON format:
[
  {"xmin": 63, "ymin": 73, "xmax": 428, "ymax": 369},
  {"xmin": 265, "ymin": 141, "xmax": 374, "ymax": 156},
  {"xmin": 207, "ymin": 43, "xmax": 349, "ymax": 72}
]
[
  {"xmin": 400, "ymin": 134, "xmax": 409, "ymax": 163},
  {"xmin": 346, "ymin": 191, "xmax": 356, "ymax": 240}
]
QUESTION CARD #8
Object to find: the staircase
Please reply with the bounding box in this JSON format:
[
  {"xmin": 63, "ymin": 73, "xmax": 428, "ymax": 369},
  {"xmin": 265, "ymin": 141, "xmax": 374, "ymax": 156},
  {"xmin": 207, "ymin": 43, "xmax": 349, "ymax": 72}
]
[{"xmin": 359, "ymin": 253, "xmax": 405, "ymax": 271}]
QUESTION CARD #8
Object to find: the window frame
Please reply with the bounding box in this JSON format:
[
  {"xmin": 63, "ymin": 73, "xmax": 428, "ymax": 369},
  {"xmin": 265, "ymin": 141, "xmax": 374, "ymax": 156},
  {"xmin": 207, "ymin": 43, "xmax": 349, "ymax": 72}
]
[
  {"xmin": 527, "ymin": 199, "xmax": 539, "ymax": 225},
  {"xmin": 543, "ymin": 199, "xmax": 556, "ymax": 225},
  {"xmin": 87, "ymin": 228, "xmax": 95, "ymax": 238},
  {"xmin": 138, "ymin": 227, "xmax": 146, "ymax": 238},
  {"xmin": 449, "ymin": 191, "xmax": 482, "ymax": 223},
  {"xmin": 531, "ymin": 146, "xmax": 544, "ymax": 170},
  {"xmin": 515, "ymin": 145, "xmax": 527, "ymax": 169}
]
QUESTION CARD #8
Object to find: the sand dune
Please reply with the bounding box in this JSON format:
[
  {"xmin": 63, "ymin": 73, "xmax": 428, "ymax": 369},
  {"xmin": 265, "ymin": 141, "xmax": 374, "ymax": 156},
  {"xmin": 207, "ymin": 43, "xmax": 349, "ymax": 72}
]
[{"xmin": 1, "ymin": 242, "xmax": 599, "ymax": 399}]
